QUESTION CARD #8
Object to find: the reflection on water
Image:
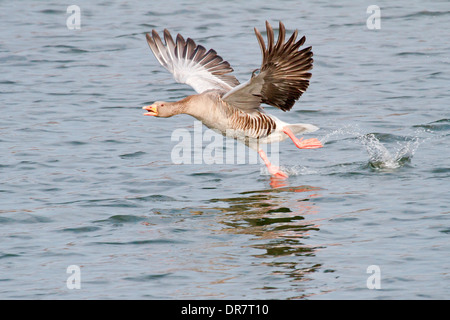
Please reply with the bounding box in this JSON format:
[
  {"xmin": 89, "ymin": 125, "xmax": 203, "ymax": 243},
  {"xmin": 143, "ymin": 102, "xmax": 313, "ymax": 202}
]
[{"xmin": 197, "ymin": 181, "xmax": 325, "ymax": 296}]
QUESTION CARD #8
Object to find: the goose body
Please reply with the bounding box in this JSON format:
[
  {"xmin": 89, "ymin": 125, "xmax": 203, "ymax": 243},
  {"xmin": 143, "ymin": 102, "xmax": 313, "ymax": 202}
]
[{"xmin": 142, "ymin": 21, "xmax": 322, "ymax": 178}]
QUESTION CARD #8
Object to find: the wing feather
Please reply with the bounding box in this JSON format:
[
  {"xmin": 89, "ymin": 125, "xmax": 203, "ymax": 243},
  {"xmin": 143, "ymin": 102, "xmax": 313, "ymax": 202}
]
[
  {"xmin": 223, "ymin": 21, "xmax": 313, "ymax": 112},
  {"xmin": 146, "ymin": 29, "xmax": 240, "ymax": 93}
]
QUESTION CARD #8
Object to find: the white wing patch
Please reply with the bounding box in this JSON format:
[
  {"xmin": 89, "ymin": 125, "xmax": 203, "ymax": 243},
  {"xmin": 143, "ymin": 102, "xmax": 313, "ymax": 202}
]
[{"xmin": 146, "ymin": 30, "xmax": 240, "ymax": 94}]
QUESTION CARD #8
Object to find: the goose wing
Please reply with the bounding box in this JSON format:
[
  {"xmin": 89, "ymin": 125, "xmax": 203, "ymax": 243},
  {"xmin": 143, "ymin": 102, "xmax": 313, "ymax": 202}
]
[
  {"xmin": 146, "ymin": 29, "xmax": 240, "ymax": 94},
  {"xmin": 223, "ymin": 21, "xmax": 313, "ymax": 112}
]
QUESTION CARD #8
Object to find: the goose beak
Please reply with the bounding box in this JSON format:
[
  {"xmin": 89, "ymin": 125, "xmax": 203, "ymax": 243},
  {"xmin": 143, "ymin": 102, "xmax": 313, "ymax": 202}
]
[{"xmin": 142, "ymin": 104, "xmax": 158, "ymax": 116}]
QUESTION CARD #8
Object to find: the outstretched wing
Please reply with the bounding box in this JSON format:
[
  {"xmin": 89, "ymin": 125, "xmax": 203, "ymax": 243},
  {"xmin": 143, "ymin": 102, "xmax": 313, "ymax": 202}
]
[
  {"xmin": 146, "ymin": 29, "xmax": 240, "ymax": 94},
  {"xmin": 223, "ymin": 21, "xmax": 313, "ymax": 112}
]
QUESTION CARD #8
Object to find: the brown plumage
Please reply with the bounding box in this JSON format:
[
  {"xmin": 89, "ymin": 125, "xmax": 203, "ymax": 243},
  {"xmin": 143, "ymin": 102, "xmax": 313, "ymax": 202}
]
[
  {"xmin": 254, "ymin": 21, "xmax": 313, "ymax": 111},
  {"xmin": 222, "ymin": 99, "xmax": 277, "ymax": 139},
  {"xmin": 223, "ymin": 21, "xmax": 313, "ymax": 112}
]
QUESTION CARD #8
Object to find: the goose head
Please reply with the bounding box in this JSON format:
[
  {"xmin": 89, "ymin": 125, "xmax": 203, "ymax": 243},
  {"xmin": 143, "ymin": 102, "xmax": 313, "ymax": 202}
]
[{"xmin": 142, "ymin": 101, "xmax": 181, "ymax": 118}]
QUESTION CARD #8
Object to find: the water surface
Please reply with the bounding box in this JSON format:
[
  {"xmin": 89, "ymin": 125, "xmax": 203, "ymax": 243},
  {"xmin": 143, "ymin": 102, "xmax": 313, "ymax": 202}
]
[{"xmin": 0, "ymin": 0, "xmax": 449, "ymax": 299}]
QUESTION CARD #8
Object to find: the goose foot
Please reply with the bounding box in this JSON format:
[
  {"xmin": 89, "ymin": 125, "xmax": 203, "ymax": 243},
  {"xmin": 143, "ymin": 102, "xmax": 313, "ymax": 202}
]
[
  {"xmin": 268, "ymin": 165, "xmax": 289, "ymax": 179},
  {"xmin": 258, "ymin": 149, "xmax": 289, "ymax": 179},
  {"xmin": 282, "ymin": 127, "xmax": 323, "ymax": 149}
]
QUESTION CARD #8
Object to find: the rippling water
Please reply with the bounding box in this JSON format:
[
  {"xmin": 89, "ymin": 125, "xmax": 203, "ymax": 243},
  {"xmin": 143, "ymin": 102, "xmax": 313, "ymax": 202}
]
[{"xmin": 1, "ymin": 1, "xmax": 449, "ymax": 299}]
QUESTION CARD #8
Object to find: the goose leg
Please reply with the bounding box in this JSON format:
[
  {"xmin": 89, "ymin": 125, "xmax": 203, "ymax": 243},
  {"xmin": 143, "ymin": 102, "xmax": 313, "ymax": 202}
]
[
  {"xmin": 258, "ymin": 149, "xmax": 288, "ymax": 179},
  {"xmin": 282, "ymin": 127, "xmax": 323, "ymax": 149}
]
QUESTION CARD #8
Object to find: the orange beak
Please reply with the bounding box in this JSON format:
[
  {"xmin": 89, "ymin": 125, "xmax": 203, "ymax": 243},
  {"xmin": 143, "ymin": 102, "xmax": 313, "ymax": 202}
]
[{"xmin": 142, "ymin": 104, "xmax": 158, "ymax": 116}]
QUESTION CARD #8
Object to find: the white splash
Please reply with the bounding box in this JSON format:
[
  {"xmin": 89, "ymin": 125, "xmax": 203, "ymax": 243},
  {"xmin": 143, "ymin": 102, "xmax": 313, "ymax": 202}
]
[
  {"xmin": 320, "ymin": 124, "xmax": 422, "ymax": 171},
  {"xmin": 319, "ymin": 124, "xmax": 363, "ymax": 144},
  {"xmin": 260, "ymin": 165, "xmax": 318, "ymax": 176},
  {"xmin": 260, "ymin": 124, "xmax": 424, "ymax": 176},
  {"xmin": 359, "ymin": 133, "xmax": 421, "ymax": 170}
]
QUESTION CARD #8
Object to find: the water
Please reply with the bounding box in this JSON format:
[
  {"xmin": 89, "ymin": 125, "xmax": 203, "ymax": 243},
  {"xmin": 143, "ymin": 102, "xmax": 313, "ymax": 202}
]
[{"xmin": 1, "ymin": 0, "xmax": 449, "ymax": 299}]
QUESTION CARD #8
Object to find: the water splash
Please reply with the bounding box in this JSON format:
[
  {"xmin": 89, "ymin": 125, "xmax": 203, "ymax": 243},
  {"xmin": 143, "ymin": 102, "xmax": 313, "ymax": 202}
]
[
  {"xmin": 359, "ymin": 133, "xmax": 420, "ymax": 170},
  {"xmin": 320, "ymin": 124, "xmax": 422, "ymax": 171},
  {"xmin": 259, "ymin": 125, "xmax": 424, "ymax": 177},
  {"xmin": 260, "ymin": 165, "xmax": 318, "ymax": 177},
  {"xmin": 319, "ymin": 124, "xmax": 362, "ymax": 144}
]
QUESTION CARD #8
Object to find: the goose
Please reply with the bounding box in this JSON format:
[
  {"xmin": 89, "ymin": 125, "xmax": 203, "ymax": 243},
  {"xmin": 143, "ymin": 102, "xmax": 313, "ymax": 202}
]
[{"xmin": 142, "ymin": 21, "xmax": 322, "ymax": 178}]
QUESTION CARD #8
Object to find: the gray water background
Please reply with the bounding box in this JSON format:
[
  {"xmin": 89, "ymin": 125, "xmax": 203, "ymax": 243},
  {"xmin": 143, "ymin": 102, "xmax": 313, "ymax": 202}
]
[{"xmin": 0, "ymin": 0, "xmax": 449, "ymax": 299}]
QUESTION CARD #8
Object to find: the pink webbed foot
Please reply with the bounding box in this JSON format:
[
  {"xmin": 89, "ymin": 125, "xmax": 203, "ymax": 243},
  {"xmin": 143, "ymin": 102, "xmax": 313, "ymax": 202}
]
[
  {"xmin": 282, "ymin": 127, "xmax": 323, "ymax": 149},
  {"xmin": 267, "ymin": 164, "xmax": 289, "ymax": 179},
  {"xmin": 291, "ymin": 137, "xmax": 323, "ymax": 149},
  {"xmin": 258, "ymin": 149, "xmax": 289, "ymax": 179}
]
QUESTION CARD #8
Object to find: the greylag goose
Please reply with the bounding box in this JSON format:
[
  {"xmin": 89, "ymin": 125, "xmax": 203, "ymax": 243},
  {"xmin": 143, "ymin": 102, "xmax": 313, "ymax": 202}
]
[{"xmin": 143, "ymin": 21, "xmax": 322, "ymax": 178}]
